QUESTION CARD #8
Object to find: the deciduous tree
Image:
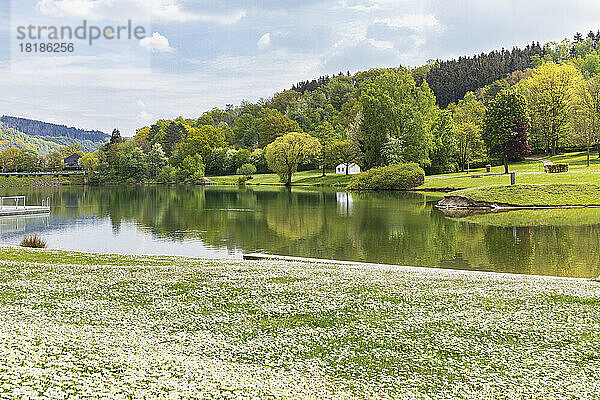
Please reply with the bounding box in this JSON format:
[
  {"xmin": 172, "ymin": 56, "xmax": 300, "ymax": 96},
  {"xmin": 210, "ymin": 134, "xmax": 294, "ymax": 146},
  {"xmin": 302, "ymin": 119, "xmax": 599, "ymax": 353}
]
[
  {"xmin": 148, "ymin": 143, "xmax": 168, "ymax": 178},
  {"xmin": 327, "ymin": 140, "xmax": 358, "ymax": 174},
  {"xmin": 257, "ymin": 109, "xmax": 302, "ymax": 147},
  {"xmin": 573, "ymin": 74, "xmax": 600, "ymax": 165},
  {"xmin": 428, "ymin": 110, "xmax": 459, "ymax": 174},
  {"xmin": 483, "ymin": 88, "xmax": 531, "ymax": 174},
  {"xmin": 80, "ymin": 152, "xmax": 100, "ymax": 173},
  {"xmin": 313, "ymin": 122, "xmax": 337, "ymax": 176},
  {"xmin": 359, "ymin": 69, "xmax": 437, "ymax": 167},
  {"xmin": 46, "ymin": 151, "xmax": 65, "ymax": 172},
  {"xmin": 265, "ymin": 132, "xmax": 320, "ymax": 186},
  {"xmin": 452, "ymin": 92, "xmax": 486, "ymax": 171},
  {"xmin": 181, "ymin": 125, "xmax": 227, "ymax": 159},
  {"xmin": 519, "ymin": 62, "xmax": 582, "ymax": 154}
]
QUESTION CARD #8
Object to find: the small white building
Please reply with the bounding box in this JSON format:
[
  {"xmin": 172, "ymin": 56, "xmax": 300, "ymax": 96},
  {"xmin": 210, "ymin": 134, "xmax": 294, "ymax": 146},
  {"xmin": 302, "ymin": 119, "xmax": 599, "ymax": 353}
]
[{"xmin": 335, "ymin": 163, "xmax": 361, "ymax": 175}]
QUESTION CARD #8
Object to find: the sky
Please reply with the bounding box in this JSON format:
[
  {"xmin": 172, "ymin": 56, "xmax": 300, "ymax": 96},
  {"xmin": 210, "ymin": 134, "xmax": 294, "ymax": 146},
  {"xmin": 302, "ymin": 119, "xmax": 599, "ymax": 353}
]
[{"xmin": 1, "ymin": 0, "xmax": 600, "ymax": 135}]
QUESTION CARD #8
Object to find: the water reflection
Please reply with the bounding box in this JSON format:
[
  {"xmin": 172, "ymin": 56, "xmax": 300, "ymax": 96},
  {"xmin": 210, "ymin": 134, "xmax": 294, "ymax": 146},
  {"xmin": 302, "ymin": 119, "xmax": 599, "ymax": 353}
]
[{"xmin": 0, "ymin": 185, "xmax": 598, "ymax": 278}]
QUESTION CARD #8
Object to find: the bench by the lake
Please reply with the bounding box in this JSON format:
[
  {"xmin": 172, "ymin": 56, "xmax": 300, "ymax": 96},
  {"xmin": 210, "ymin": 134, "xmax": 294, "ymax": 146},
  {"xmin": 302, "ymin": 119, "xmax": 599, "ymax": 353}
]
[{"xmin": 0, "ymin": 196, "xmax": 50, "ymax": 217}]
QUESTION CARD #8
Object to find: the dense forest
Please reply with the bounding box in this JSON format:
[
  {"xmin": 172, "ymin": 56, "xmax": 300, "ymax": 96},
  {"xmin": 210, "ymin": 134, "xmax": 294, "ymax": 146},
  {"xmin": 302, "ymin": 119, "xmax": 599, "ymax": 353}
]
[
  {"xmin": 0, "ymin": 116, "xmax": 109, "ymax": 152},
  {"xmin": 8, "ymin": 31, "xmax": 600, "ymax": 183},
  {"xmin": 426, "ymin": 43, "xmax": 545, "ymax": 108}
]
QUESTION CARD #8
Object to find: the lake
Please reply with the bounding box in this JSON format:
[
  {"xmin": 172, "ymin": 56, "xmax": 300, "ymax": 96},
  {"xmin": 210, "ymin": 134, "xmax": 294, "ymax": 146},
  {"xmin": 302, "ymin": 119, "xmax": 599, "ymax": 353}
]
[{"xmin": 0, "ymin": 185, "xmax": 599, "ymax": 278}]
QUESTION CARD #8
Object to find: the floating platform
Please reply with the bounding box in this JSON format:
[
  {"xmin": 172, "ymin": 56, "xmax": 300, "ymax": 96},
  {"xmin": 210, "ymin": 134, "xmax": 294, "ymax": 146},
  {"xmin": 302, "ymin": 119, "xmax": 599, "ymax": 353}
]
[
  {"xmin": 0, "ymin": 196, "xmax": 50, "ymax": 217},
  {"xmin": 0, "ymin": 206, "xmax": 50, "ymax": 217}
]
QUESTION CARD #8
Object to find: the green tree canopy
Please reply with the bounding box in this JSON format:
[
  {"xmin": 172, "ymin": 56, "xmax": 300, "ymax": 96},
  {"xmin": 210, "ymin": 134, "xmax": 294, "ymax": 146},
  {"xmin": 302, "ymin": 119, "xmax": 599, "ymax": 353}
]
[
  {"xmin": 265, "ymin": 132, "xmax": 320, "ymax": 186},
  {"xmin": 482, "ymin": 88, "xmax": 531, "ymax": 173},
  {"xmin": 180, "ymin": 125, "xmax": 227, "ymax": 159},
  {"xmin": 519, "ymin": 62, "xmax": 582, "ymax": 154},
  {"xmin": 359, "ymin": 69, "xmax": 438, "ymax": 168},
  {"xmin": 148, "ymin": 143, "xmax": 168, "ymax": 178},
  {"xmin": 80, "ymin": 152, "xmax": 100, "ymax": 173},
  {"xmin": 452, "ymin": 92, "xmax": 486, "ymax": 171},
  {"xmin": 257, "ymin": 109, "xmax": 302, "ymax": 147},
  {"xmin": 428, "ymin": 110, "xmax": 459, "ymax": 174}
]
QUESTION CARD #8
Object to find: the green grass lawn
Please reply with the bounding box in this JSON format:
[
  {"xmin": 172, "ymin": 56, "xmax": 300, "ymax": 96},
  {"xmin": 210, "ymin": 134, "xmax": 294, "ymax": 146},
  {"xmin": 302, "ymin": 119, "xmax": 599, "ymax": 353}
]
[
  {"xmin": 208, "ymin": 169, "xmax": 353, "ymax": 187},
  {"xmin": 0, "ymin": 247, "xmax": 599, "ymax": 398},
  {"xmin": 209, "ymin": 152, "xmax": 600, "ymax": 190},
  {"xmin": 420, "ymin": 151, "xmax": 600, "ymax": 190},
  {"xmin": 448, "ymin": 207, "xmax": 600, "ymax": 227},
  {"xmin": 448, "ymin": 184, "xmax": 600, "ymax": 206}
]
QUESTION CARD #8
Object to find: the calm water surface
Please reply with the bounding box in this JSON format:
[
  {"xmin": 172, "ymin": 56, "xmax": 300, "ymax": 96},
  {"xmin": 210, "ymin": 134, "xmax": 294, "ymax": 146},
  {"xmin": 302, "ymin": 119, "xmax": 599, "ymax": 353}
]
[{"xmin": 1, "ymin": 185, "xmax": 599, "ymax": 278}]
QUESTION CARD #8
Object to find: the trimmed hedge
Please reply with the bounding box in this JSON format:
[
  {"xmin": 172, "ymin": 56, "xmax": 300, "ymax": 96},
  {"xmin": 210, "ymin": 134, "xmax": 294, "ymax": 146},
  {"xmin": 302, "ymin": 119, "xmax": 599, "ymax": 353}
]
[{"xmin": 346, "ymin": 163, "xmax": 425, "ymax": 191}]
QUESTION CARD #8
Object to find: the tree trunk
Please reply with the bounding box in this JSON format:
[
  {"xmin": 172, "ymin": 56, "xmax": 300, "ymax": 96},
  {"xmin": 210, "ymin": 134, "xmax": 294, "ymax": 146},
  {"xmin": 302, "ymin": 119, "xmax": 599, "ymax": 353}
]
[
  {"xmin": 322, "ymin": 164, "xmax": 326, "ymax": 177},
  {"xmin": 503, "ymin": 155, "xmax": 509, "ymax": 174},
  {"xmin": 286, "ymin": 174, "xmax": 292, "ymax": 187},
  {"xmin": 587, "ymin": 142, "xmax": 590, "ymax": 167},
  {"xmin": 346, "ymin": 163, "xmax": 349, "ymax": 175}
]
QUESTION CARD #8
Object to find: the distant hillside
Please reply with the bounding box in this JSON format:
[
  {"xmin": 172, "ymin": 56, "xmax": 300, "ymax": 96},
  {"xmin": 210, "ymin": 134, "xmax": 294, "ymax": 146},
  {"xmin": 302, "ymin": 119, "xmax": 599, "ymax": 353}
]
[
  {"xmin": 0, "ymin": 125, "xmax": 61, "ymax": 155},
  {"xmin": 0, "ymin": 116, "xmax": 109, "ymax": 152},
  {"xmin": 426, "ymin": 43, "xmax": 545, "ymax": 107}
]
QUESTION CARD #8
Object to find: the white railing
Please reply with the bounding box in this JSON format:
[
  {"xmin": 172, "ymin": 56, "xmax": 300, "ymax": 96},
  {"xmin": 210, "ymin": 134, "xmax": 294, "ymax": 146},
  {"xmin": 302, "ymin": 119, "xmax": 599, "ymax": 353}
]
[
  {"xmin": 41, "ymin": 197, "xmax": 51, "ymax": 208},
  {"xmin": 0, "ymin": 196, "xmax": 26, "ymax": 210}
]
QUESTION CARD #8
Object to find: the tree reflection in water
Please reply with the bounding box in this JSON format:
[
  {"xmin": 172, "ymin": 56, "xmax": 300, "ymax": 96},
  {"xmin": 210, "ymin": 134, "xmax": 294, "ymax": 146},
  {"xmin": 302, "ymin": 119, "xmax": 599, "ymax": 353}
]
[{"xmin": 0, "ymin": 185, "xmax": 598, "ymax": 278}]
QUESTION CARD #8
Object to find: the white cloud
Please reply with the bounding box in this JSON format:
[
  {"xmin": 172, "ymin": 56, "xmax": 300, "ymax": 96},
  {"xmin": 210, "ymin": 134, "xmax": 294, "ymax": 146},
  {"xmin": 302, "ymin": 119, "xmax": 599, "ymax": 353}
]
[
  {"xmin": 35, "ymin": 0, "xmax": 246, "ymax": 24},
  {"xmin": 136, "ymin": 99, "xmax": 151, "ymax": 122},
  {"xmin": 137, "ymin": 110, "xmax": 153, "ymax": 121},
  {"xmin": 152, "ymin": 2, "xmax": 246, "ymax": 24},
  {"xmin": 338, "ymin": 0, "xmax": 420, "ymax": 13},
  {"xmin": 379, "ymin": 14, "xmax": 443, "ymax": 32},
  {"xmin": 36, "ymin": 0, "xmax": 99, "ymax": 18},
  {"xmin": 140, "ymin": 32, "xmax": 175, "ymax": 53},
  {"xmin": 257, "ymin": 33, "xmax": 271, "ymax": 50},
  {"xmin": 365, "ymin": 38, "xmax": 394, "ymax": 49}
]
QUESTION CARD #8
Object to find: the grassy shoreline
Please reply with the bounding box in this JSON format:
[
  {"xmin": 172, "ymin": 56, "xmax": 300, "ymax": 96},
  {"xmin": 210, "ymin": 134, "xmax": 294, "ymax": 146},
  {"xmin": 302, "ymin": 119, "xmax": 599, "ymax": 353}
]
[{"xmin": 1, "ymin": 247, "xmax": 600, "ymax": 398}]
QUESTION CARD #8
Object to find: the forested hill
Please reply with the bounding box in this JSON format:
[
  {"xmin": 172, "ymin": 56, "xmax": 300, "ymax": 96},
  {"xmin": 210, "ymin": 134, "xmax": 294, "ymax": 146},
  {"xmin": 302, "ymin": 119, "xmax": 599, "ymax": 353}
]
[
  {"xmin": 0, "ymin": 124, "xmax": 60, "ymax": 155},
  {"xmin": 289, "ymin": 43, "xmax": 545, "ymax": 108},
  {"xmin": 289, "ymin": 34, "xmax": 600, "ymax": 108},
  {"xmin": 0, "ymin": 116, "xmax": 109, "ymax": 144},
  {"xmin": 426, "ymin": 43, "xmax": 544, "ymax": 107}
]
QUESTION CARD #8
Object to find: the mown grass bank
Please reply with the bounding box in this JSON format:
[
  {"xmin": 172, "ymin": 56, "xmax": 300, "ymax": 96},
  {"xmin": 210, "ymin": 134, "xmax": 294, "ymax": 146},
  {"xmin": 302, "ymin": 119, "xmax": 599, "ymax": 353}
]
[
  {"xmin": 446, "ymin": 184, "xmax": 600, "ymax": 207},
  {"xmin": 420, "ymin": 151, "xmax": 600, "ymax": 190},
  {"xmin": 0, "ymin": 247, "xmax": 599, "ymax": 398},
  {"xmin": 447, "ymin": 207, "xmax": 600, "ymax": 227}
]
